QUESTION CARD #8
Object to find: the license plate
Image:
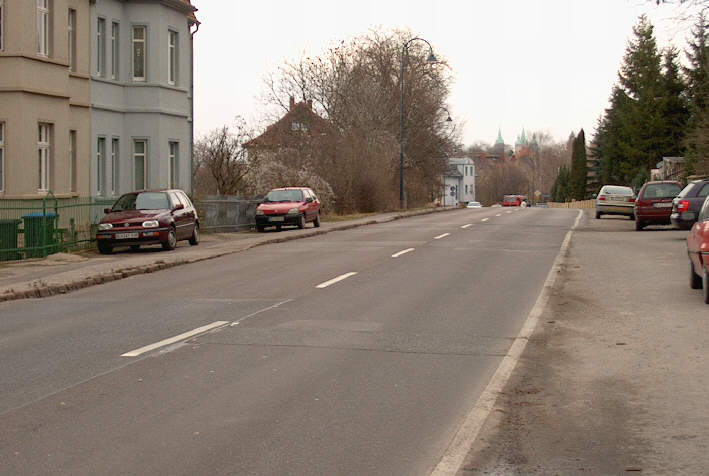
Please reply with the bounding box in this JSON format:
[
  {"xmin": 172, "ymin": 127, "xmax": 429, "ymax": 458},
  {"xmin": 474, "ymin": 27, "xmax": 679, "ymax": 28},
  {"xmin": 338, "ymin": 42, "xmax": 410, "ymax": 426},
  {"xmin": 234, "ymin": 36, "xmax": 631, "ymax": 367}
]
[
  {"xmin": 115, "ymin": 232, "xmax": 139, "ymax": 239},
  {"xmin": 269, "ymin": 216, "xmax": 284, "ymax": 222},
  {"xmin": 653, "ymin": 202, "xmax": 672, "ymax": 208}
]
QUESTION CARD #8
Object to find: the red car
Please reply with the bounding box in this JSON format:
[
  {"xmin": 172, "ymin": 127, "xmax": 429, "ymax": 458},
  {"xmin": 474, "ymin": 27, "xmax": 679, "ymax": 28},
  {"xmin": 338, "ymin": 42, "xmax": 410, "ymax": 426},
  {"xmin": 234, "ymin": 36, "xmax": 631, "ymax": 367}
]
[
  {"xmin": 688, "ymin": 196, "xmax": 709, "ymax": 304},
  {"xmin": 502, "ymin": 194, "xmax": 527, "ymax": 207},
  {"xmin": 95, "ymin": 189, "xmax": 199, "ymax": 254},
  {"xmin": 634, "ymin": 181, "xmax": 682, "ymax": 231},
  {"xmin": 255, "ymin": 187, "xmax": 321, "ymax": 232}
]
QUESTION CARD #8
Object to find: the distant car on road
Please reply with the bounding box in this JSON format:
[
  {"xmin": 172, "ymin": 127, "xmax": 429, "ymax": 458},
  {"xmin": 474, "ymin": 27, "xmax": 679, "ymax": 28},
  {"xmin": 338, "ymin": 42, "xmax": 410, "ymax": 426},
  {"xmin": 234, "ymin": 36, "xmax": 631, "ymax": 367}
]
[
  {"xmin": 466, "ymin": 201, "xmax": 482, "ymax": 208},
  {"xmin": 96, "ymin": 189, "xmax": 199, "ymax": 254},
  {"xmin": 687, "ymin": 195, "xmax": 709, "ymax": 304},
  {"xmin": 671, "ymin": 179, "xmax": 709, "ymax": 230},
  {"xmin": 502, "ymin": 195, "xmax": 527, "ymax": 207},
  {"xmin": 595, "ymin": 185, "xmax": 635, "ymax": 220},
  {"xmin": 634, "ymin": 181, "xmax": 683, "ymax": 231},
  {"xmin": 255, "ymin": 187, "xmax": 321, "ymax": 232}
]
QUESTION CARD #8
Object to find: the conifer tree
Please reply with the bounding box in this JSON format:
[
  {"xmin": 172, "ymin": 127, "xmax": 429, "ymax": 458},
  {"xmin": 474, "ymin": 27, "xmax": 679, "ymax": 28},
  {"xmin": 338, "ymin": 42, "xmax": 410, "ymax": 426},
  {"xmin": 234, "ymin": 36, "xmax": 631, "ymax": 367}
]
[{"xmin": 570, "ymin": 129, "xmax": 588, "ymax": 199}]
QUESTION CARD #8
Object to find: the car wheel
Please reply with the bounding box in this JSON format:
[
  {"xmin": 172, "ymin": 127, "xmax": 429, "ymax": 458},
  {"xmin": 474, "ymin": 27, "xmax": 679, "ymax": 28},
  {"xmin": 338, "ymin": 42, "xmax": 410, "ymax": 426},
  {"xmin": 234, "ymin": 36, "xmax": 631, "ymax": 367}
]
[
  {"xmin": 98, "ymin": 243, "xmax": 113, "ymax": 254},
  {"xmin": 189, "ymin": 223, "xmax": 199, "ymax": 246},
  {"xmin": 690, "ymin": 261, "xmax": 703, "ymax": 289},
  {"xmin": 256, "ymin": 224, "xmax": 265, "ymax": 232},
  {"xmin": 162, "ymin": 227, "xmax": 177, "ymax": 250},
  {"xmin": 130, "ymin": 245, "xmax": 140, "ymax": 252},
  {"xmin": 595, "ymin": 211, "xmax": 601, "ymax": 219},
  {"xmin": 703, "ymin": 271, "xmax": 709, "ymax": 305},
  {"xmin": 297, "ymin": 214, "xmax": 305, "ymax": 229},
  {"xmin": 276, "ymin": 224, "xmax": 282, "ymax": 232},
  {"xmin": 635, "ymin": 220, "xmax": 644, "ymax": 231},
  {"xmin": 313, "ymin": 212, "xmax": 321, "ymax": 228}
]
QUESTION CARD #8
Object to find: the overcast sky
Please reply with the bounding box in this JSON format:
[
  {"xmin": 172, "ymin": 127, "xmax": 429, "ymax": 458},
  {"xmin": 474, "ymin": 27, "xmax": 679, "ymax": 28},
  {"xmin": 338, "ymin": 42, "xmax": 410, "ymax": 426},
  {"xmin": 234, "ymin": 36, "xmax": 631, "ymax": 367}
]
[{"xmin": 191, "ymin": 0, "xmax": 696, "ymax": 147}]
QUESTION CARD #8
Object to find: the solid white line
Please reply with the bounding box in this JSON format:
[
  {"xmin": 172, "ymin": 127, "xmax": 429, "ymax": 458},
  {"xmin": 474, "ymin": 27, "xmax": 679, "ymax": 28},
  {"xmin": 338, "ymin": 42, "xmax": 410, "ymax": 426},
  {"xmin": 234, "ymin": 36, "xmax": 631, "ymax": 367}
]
[
  {"xmin": 392, "ymin": 248, "xmax": 415, "ymax": 258},
  {"xmin": 433, "ymin": 233, "xmax": 451, "ymax": 240},
  {"xmin": 231, "ymin": 299, "xmax": 293, "ymax": 326},
  {"xmin": 461, "ymin": 224, "xmax": 472, "ymax": 229},
  {"xmin": 495, "ymin": 213, "xmax": 502, "ymax": 217},
  {"xmin": 430, "ymin": 209, "xmax": 583, "ymax": 475},
  {"xmin": 121, "ymin": 321, "xmax": 230, "ymax": 357},
  {"xmin": 316, "ymin": 272, "xmax": 358, "ymax": 289},
  {"xmin": 481, "ymin": 218, "xmax": 489, "ymax": 222}
]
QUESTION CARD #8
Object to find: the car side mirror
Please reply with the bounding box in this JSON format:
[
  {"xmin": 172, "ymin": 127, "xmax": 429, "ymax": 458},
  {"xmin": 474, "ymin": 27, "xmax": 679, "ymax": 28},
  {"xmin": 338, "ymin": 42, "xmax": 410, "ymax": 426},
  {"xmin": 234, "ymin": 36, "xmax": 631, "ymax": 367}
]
[
  {"xmin": 104, "ymin": 208, "xmax": 111, "ymax": 214},
  {"xmin": 173, "ymin": 203, "xmax": 184, "ymax": 211},
  {"xmin": 305, "ymin": 197, "xmax": 313, "ymax": 203}
]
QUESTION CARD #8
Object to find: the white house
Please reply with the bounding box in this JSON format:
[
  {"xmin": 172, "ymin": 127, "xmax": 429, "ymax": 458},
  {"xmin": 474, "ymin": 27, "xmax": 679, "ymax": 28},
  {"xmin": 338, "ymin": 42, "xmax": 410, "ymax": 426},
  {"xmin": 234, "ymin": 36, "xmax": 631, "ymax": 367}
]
[{"xmin": 441, "ymin": 157, "xmax": 476, "ymax": 207}]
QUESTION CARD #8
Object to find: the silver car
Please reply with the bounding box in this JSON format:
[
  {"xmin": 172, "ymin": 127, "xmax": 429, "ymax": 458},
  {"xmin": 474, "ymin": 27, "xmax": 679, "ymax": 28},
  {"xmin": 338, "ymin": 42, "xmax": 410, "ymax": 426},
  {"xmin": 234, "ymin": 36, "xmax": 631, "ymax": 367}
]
[{"xmin": 595, "ymin": 185, "xmax": 635, "ymax": 220}]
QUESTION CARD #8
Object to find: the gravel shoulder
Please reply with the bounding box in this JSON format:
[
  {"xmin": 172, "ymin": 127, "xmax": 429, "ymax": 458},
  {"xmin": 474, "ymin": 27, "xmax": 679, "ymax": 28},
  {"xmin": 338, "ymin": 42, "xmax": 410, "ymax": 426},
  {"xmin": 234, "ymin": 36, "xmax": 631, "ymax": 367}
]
[{"xmin": 458, "ymin": 211, "xmax": 709, "ymax": 475}]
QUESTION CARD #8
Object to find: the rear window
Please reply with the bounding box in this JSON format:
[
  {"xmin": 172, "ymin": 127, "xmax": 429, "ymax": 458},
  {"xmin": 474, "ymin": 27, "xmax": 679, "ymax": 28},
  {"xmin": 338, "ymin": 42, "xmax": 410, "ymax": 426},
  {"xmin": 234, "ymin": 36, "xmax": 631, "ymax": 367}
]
[
  {"xmin": 677, "ymin": 183, "xmax": 694, "ymax": 198},
  {"xmin": 642, "ymin": 183, "xmax": 682, "ymax": 199},
  {"xmin": 601, "ymin": 186, "xmax": 633, "ymax": 195}
]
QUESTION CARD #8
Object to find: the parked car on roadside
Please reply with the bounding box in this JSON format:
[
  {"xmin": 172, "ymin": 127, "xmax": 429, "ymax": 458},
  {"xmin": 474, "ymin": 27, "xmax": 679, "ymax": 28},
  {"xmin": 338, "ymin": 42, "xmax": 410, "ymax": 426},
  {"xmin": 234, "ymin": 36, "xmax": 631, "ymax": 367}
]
[
  {"xmin": 671, "ymin": 179, "xmax": 709, "ymax": 230},
  {"xmin": 595, "ymin": 185, "xmax": 635, "ymax": 220},
  {"xmin": 687, "ymin": 195, "xmax": 709, "ymax": 304},
  {"xmin": 255, "ymin": 187, "xmax": 321, "ymax": 232},
  {"xmin": 502, "ymin": 194, "xmax": 527, "ymax": 207},
  {"xmin": 466, "ymin": 201, "xmax": 482, "ymax": 208},
  {"xmin": 634, "ymin": 181, "xmax": 683, "ymax": 231},
  {"xmin": 95, "ymin": 189, "xmax": 199, "ymax": 254}
]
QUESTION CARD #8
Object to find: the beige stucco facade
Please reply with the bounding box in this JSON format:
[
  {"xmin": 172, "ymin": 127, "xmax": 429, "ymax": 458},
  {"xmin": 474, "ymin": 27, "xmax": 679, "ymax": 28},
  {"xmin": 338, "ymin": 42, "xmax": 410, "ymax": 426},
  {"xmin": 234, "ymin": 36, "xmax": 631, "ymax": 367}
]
[{"xmin": 0, "ymin": 0, "xmax": 91, "ymax": 199}]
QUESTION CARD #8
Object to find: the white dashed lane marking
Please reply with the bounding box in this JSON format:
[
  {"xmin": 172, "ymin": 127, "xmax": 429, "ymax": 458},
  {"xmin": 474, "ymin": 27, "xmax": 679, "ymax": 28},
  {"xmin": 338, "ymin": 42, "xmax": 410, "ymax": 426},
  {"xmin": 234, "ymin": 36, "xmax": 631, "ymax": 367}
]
[
  {"xmin": 121, "ymin": 321, "xmax": 230, "ymax": 357},
  {"xmin": 316, "ymin": 272, "xmax": 358, "ymax": 289},
  {"xmin": 433, "ymin": 233, "xmax": 451, "ymax": 240},
  {"xmin": 481, "ymin": 218, "xmax": 489, "ymax": 222},
  {"xmin": 392, "ymin": 248, "xmax": 415, "ymax": 258},
  {"xmin": 461, "ymin": 224, "xmax": 472, "ymax": 229}
]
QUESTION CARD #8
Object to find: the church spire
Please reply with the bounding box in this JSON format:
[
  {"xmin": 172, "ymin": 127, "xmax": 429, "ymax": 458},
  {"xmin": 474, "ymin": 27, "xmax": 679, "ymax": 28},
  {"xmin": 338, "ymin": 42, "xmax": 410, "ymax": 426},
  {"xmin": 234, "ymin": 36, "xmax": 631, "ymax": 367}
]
[{"xmin": 495, "ymin": 128, "xmax": 504, "ymax": 145}]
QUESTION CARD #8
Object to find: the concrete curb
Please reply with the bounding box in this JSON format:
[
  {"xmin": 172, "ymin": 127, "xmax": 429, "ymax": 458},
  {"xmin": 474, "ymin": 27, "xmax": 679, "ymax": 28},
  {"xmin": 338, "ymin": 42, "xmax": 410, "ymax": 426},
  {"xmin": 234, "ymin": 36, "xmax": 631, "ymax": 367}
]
[{"xmin": 0, "ymin": 207, "xmax": 456, "ymax": 303}]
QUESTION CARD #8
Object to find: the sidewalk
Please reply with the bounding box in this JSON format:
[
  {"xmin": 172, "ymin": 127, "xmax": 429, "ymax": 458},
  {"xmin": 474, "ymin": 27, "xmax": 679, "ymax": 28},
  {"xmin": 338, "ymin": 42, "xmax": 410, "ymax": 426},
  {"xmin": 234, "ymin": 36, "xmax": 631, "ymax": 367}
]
[
  {"xmin": 458, "ymin": 211, "xmax": 709, "ymax": 475},
  {"xmin": 0, "ymin": 208, "xmax": 453, "ymax": 303}
]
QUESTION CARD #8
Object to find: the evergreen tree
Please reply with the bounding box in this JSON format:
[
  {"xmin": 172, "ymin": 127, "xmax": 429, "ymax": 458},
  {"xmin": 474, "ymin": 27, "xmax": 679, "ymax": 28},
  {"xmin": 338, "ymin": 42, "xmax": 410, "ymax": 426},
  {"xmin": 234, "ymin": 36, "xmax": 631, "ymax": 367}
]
[
  {"xmin": 551, "ymin": 165, "xmax": 571, "ymax": 202},
  {"xmin": 683, "ymin": 13, "xmax": 709, "ymax": 175},
  {"xmin": 569, "ymin": 129, "xmax": 587, "ymax": 199}
]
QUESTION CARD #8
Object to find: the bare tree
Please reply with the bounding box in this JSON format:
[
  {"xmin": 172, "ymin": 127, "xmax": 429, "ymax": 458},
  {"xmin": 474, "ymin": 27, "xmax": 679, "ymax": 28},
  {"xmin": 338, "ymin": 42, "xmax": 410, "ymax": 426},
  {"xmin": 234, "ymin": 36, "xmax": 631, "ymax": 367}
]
[{"xmin": 193, "ymin": 120, "xmax": 259, "ymax": 196}]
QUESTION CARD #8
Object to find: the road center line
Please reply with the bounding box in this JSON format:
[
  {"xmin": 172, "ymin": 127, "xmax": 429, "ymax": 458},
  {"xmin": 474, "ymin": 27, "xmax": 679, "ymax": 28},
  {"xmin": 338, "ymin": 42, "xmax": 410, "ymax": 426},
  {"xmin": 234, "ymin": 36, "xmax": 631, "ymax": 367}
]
[
  {"xmin": 461, "ymin": 224, "xmax": 472, "ymax": 229},
  {"xmin": 481, "ymin": 218, "xmax": 489, "ymax": 222},
  {"xmin": 392, "ymin": 248, "xmax": 415, "ymax": 258},
  {"xmin": 316, "ymin": 272, "xmax": 358, "ymax": 289},
  {"xmin": 433, "ymin": 233, "xmax": 451, "ymax": 240},
  {"xmin": 495, "ymin": 213, "xmax": 502, "ymax": 217},
  {"xmin": 121, "ymin": 321, "xmax": 229, "ymax": 357}
]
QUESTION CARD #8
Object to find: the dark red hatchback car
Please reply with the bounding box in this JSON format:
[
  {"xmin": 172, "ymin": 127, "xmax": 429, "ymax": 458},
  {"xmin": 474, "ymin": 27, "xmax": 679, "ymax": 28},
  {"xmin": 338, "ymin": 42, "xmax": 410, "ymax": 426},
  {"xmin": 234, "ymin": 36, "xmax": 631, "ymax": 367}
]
[
  {"xmin": 634, "ymin": 181, "xmax": 683, "ymax": 231},
  {"xmin": 95, "ymin": 189, "xmax": 199, "ymax": 254},
  {"xmin": 687, "ymin": 196, "xmax": 709, "ymax": 304}
]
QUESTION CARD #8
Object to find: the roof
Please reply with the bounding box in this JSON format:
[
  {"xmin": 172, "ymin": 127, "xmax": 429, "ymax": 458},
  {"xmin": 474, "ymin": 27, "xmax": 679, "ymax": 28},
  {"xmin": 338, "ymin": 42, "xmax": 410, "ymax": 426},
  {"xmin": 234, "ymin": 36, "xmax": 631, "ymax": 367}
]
[{"xmin": 244, "ymin": 98, "xmax": 331, "ymax": 149}]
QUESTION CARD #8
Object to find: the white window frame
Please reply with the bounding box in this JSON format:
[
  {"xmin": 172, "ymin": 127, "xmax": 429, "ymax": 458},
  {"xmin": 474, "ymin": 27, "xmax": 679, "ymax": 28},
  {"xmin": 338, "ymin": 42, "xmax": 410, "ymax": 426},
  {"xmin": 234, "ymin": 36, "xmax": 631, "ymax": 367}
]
[
  {"xmin": 132, "ymin": 26, "xmax": 146, "ymax": 81},
  {"xmin": 97, "ymin": 137, "xmax": 106, "ymax": 195},
  {"xmin": 1, "ymin": 0, "xmax": 5, "ymax": 52},
  {"xmin": 37, "ymin": 0, "xmax": 49, "ymax": 56},
  {"xmin": 133, "ymin": 139, "xmax": 147, "ymax": 190},
  {"xmin": 97, "ymin": 17, "xmax": 106, "ymax": 76},
  {"xmin": 168, "ymin": 141, "xmax": 178, "ymax": 188},
  {"xmin": 168, "ymin": 30, "xmax": 177, "ymax": 85},
  {"xmin": 111, "ymin": 138, "xmax": 119, "ymax": 195},
  {"xmin": 0, "ymin": 123, "xmax": 4, "ymax": 193},
  {"xmin": 38, "ymin": 123, "xmax": 50, "ymax": 192},
  {"xmin": 68, "ymin": 9, "xmax": 76, "ymax": 71},
  {"xmin": 111, "ymin": 22, "xmax": 119, "ymax": 80}
]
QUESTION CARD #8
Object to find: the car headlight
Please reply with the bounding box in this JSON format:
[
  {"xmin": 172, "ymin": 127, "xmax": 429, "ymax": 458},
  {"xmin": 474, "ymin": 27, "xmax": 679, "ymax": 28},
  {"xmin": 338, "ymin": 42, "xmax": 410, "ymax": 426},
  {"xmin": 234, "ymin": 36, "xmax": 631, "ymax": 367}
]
[
  {"xmin": 288, "ymin": 208, "xmax": 299, "ymax": 214},
  {"xmin": 142, "ymin": 220, "xmax": 159, "ymax": 228},
  {"xmin": 256, "ymin": 209, "xmax": 264, "ymax": 216},
  {"xmin": 97, "ymin": 223, "xmax": 113, "ymax": 231}
]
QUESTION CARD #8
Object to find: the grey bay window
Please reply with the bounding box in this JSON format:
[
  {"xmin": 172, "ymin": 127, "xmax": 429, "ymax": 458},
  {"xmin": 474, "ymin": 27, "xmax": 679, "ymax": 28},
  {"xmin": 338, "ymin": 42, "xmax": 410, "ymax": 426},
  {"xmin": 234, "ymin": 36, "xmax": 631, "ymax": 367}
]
[
  {"xmin": 97, "ymin": 137, "xmax": 106, "ymax": 195},
  {"xmin": 168, "ymin": 141, "xmax": 178, "ymax": 188},
  {"xmin": 111, "ymin": 138, "xmax": 119, "ymax": 195},
  {"xmin": 168, "ymin": 30, "xmax": 177, "ymax": 85},
  {"xmin": 0, "ymin": 123, "xmax": 4, "ymax": 193},
  {"xmin": 132, "ymin": 26, "xmax": 146, "ymax": 81},
  {"xmin": 68, "ymin": 9, "xmax": 76, "ymax": 71},
  {"xmin": 97, "ymin": 18, "xmax": 106, "ymax": 76},
  {"xmin": 38, "ymin": 124, "xmax": 50, "ymax": 192},
  {"xmin": 133, "ymin": 140, "xmax": 147, "ymax": 190},
  {"xmin": 111, "ymin": 22, "xmax": 119, "ymax": 79},
  {"xmin": 37, "ymin": 0, "xmax": 49, "ymax": 56}
]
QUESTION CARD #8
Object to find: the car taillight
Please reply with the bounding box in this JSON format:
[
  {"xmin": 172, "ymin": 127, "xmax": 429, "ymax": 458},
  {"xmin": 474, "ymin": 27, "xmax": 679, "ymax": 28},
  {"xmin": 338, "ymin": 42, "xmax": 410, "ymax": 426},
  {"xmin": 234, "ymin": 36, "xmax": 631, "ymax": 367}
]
[
  {"xmin": 629, "ymin": 197, "xmax": 635, "ymax": 203},
  {"xmin": 598, "ymin": 195, "xmax": 606, "ymax": 201},
  {"xmin": 678, "ymin": 200, "xmax": 690, "ymax": 213}
]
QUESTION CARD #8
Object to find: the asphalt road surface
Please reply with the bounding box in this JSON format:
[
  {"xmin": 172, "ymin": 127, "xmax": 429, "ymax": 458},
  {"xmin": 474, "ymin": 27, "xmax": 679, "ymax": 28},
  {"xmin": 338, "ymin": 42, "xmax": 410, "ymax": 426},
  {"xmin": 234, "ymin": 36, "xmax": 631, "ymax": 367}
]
[{"xmin": 0, "ymin": 207, "xmax": 578, "ymax": 476}]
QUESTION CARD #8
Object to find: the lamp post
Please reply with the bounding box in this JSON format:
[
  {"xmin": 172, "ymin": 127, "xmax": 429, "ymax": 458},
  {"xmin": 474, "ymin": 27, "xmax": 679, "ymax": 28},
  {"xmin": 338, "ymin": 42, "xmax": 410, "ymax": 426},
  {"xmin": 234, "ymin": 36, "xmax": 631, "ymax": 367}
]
[{"xmin": 399, "ymin": 37, "xmax": 437, "ymax": 209}]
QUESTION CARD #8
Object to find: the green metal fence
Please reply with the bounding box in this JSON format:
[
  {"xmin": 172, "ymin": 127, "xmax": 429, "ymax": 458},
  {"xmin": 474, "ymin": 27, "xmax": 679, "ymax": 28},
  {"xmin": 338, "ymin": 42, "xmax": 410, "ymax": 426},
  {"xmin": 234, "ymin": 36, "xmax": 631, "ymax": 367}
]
[{"xmin": 0, "ymin": 193, "xmax": 115, "ymax": 262}]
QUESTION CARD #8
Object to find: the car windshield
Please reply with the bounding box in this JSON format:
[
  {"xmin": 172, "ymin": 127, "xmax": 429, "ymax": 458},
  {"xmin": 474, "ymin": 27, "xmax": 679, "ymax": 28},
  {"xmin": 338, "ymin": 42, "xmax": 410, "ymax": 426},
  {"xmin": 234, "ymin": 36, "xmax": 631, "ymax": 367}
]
[
  {"xmin": 602, "ymin": 186, "xmax": 633, "ymax": 195},
  {"xmin": 503, "ymin": 197, "xmax": 518, "ymax": 203},
  {"xmin": 643, "ymin": 183, "xmax": 681, "ymax": 199},
  {"xmin": 111, "ymin": 192, "xmax": 170, "ymax": 211},
  {"xmin": 263, "ymin": 190, "xmax": 304, "ymax": 202}
]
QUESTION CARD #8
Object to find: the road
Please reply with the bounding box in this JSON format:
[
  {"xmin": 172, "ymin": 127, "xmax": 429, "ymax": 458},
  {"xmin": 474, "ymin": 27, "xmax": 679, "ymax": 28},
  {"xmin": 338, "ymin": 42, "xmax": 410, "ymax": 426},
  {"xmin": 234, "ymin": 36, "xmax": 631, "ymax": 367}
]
[{"xmin": 0, "ymin": 207, "xmax": 578, "ymax": 476}]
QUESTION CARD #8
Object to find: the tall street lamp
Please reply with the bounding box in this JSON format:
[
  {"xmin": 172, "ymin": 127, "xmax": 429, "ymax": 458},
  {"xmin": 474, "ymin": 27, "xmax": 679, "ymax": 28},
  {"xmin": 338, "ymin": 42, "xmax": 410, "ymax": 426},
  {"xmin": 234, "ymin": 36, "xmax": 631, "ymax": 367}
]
[{"xmin": 399, "ymin": 37, "xmax": 437, "ymax": 209}]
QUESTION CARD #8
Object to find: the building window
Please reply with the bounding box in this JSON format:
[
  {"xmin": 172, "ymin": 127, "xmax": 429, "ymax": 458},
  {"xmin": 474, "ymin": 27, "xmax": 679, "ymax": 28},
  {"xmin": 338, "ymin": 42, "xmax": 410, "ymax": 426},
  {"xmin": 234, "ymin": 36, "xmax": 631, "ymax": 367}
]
[
  {"xmin": 1, "ymin": 0, "xmax": 6, "ymax": 52},
  {"xmin": 168, "ymin": 30, "xmax": 177, "ymax": 85},
  {"xmin": 38, "ymin": 123, "xmax": 50, "ymax": 191},
  {"xmin": 97, "ymin": 17, "xmax": 106, "ymax": 76},
  {"xmin": 111, "ymin": 138, "xmax": 119, "ymax": 195},
  {"xmin": 0, "ymin": 123, "xmax": 4, "ymax": 193},
  {"xmin": 111, "ymin": 22, "xmax": 119, "ymax": 80},
  {"xmin": 97, "ymin": 137, "xmax": 106, "ymax": 195},
  {"xmin": 168, "ymin": 141, "xmax": 178, "ymax": 188},
  {"xmin": 37, "ymin": 0, "xmax": 49, "ymax": 56},
  {"xmin": 133, "ymin": 140, "xmax": 147, "ymax": 189},
  {"xmin": 69, "ymin": 130, "xmax": 76, "ymax": 193},
  {"xmin": 132, "ymin": 26, "xmax": 146, "ymax": 81},
  {"xmin": 68, "ymin": 9, "xmax": 76, "ymax": 71}
]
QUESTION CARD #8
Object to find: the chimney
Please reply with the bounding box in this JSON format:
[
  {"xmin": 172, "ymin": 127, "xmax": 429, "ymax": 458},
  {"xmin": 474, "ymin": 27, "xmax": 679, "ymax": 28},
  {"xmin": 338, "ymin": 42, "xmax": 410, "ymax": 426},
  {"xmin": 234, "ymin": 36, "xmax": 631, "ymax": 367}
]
[{"xmin": 289, "ymin": 96, "xmax": 295, "ymax": 110}]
